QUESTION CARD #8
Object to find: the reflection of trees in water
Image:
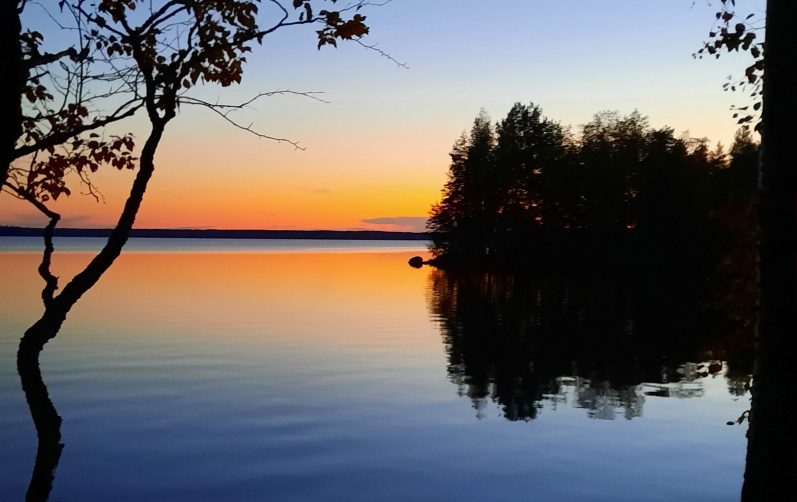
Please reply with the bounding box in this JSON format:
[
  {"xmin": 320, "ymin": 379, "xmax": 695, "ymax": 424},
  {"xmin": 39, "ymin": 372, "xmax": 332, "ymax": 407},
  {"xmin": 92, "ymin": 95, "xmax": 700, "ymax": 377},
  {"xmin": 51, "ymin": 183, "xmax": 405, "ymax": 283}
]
[
  {"xmin": 428, "ymin": 268, "xmax": 754, "ymax": 421},
  {"xmin": 570, "ymin": 379, "xmax": 644, "ymax": 420}
]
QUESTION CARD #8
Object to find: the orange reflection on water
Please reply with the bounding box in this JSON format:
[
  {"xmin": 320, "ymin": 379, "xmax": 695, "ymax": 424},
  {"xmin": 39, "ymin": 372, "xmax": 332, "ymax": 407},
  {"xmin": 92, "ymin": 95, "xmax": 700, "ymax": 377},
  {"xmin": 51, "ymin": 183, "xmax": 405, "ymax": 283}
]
[{"xmin": 1, "ymin": 249, "xmax": 436, "ymax": 351}]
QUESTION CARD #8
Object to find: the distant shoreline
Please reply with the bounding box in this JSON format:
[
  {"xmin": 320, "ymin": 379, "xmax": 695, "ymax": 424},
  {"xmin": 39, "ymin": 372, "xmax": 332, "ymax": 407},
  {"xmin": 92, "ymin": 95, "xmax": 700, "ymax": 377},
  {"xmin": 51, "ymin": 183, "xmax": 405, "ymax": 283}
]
[{"xmin": 0, "ymin": 226, "xmax": 429, "ymax": 241}]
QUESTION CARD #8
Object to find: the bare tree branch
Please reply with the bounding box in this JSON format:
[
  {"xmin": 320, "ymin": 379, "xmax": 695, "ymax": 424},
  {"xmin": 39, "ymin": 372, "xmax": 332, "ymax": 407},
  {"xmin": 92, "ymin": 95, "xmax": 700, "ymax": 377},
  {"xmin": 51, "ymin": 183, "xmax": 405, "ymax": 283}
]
[
  {"xmin": 355, "ymin": 39, "xmax": 408, "ymax": 69},
  {"xmin": 25, "ymin": 46, "xmax": 85, "ymax": 70},
  {"xmin": 179, "ymin": 89, "xmax": 329, "ymax": 109},
  {"xmin": 190, "ymin": 101, "xmax": 307, "ymax": 149},
  {"xmin": 178, "ymin": 90, "xmax": 336, "ymax": 149}
]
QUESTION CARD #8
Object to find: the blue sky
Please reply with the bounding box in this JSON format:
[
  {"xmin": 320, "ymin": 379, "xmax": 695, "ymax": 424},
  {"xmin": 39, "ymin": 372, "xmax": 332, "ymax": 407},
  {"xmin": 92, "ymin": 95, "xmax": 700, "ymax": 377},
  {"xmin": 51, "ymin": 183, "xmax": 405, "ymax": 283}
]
[{"xmin": 3, "ymin": 0, "xmax": 766, "ymax": 230}]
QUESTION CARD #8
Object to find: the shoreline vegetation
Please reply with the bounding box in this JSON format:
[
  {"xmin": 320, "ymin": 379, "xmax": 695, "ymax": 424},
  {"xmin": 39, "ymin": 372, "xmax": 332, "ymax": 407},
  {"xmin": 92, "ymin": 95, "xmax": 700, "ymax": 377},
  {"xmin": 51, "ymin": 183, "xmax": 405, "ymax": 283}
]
[
  {"xmin": 425, "ymin": 103, "xmax": 758, "ymax": 274},
  {"xmin": 0, "ymin": 226, "xmax": 429, "ymax": 241},
  {"xmin": 416, "ymin": 104, "xmax": 759, "ymax": 400},
  {"xmin": 418, "ymin": 106, "xmax": 760, "ymax": 423}
]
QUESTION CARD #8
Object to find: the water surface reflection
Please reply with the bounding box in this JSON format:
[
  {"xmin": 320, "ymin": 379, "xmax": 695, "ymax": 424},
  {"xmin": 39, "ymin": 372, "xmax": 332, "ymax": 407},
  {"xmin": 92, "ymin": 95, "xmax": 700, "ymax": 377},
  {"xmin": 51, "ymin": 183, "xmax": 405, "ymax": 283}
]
[
  {"xmin": 0, "ymin": 243, "xmax": 757, "ymax": 500},
  {"xmin": 428, "ymin": 269, "xmax": 754, "ymax": 421}
]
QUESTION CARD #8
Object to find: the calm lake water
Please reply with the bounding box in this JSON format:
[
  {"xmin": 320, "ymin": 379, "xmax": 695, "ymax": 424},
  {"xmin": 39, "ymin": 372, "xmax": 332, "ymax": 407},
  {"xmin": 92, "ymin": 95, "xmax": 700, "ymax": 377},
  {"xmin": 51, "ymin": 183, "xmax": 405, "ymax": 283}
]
[{"xmin": 0, "ymin": 237, "xmax": 751, "ymax": 501}]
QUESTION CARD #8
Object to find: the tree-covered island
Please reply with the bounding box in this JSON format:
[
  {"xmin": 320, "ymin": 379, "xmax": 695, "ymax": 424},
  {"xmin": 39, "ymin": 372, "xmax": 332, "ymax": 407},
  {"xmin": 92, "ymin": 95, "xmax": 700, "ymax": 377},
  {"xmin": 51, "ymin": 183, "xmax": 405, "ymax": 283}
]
[{"xmin": 426, "ymin": 103, "xmax": 757, "ymax": 274}]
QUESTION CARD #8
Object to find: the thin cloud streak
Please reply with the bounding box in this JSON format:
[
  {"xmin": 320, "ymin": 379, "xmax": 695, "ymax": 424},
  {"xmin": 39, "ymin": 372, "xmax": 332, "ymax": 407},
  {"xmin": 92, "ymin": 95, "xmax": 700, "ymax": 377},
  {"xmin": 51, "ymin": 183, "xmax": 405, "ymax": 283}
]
[{"xmin": 362, "ymin": 216, "xmax": 427, "ymax": 232}]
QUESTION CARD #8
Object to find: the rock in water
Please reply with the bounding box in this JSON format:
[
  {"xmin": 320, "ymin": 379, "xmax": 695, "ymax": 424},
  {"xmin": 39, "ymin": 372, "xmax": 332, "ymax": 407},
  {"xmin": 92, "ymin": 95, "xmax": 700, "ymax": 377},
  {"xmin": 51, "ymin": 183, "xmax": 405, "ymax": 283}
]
[{"xmin": 408, "ymin": 256, "xmax": 424, "ymax": 268}]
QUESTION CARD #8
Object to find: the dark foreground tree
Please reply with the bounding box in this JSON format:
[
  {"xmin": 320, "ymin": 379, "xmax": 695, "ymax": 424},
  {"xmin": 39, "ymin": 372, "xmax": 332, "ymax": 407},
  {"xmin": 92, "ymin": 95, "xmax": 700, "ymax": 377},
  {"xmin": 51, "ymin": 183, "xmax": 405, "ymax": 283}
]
[
  {"xmin": 741, "ymin": 0, "xmax": 797, "ymax": 499},
  {"xmin": 11, "ymin": 1, "xmax": 383, "ymax": 498},
  {"xmin": 1, "ymin": 1, "xmax": 147, "ymax": 210},
  {"xmin": 0, "ymin": 1, "xmax": 24, "ymax": 188}
]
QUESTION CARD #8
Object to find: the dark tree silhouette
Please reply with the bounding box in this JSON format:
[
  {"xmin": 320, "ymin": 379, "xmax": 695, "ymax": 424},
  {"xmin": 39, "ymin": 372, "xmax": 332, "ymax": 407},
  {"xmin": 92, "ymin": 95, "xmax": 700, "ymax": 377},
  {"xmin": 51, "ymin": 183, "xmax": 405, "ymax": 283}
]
[
  {"xmin": 2, "ymin": 1, "xmax": 145, "ymax": 208},
  {"xmin": 695, "ymin": 0, "xmax": 764, "ymax": 131},
  {"xmin": 428, "ymin": 111, "xmax": 496, "ymax": 259},
  {"xmin": 0, "ymin": 1, "xmax": 25, "ymax": 188},
  {"xmin": 697, "ymin": 1, "xmax": 797, "ymax": 498},
  {"xmin": 741, "ymin": 0, "xmax": 797, "ymax": 499},
  {"xmin": 7, "ymin": 1, "xmax": 385, "ymax": 498},
  {"xmin": 3, "ymin": 0, "xmax": 389, "ymax": 215},
  {"xmin": 427, "ymin": 105, "xmax": 749, "ymax": 272},
  {"xmin": 493, "ymin": 103, "xmax": 572, "ymax": 249},
  {"xmin": 579, "ymin": 111, "xmax": 647, "ymax": 233},
  {"xmin": 17, "ymin": 0, "xmax": 377, "ymax": 351}
]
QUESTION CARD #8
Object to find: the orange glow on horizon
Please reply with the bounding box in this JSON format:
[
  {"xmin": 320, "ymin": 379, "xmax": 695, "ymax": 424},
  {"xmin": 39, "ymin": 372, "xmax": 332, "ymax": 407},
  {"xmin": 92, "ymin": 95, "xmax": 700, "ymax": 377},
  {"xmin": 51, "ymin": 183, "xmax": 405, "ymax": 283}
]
[{"xmin": 0, "ymin": 124, "xmax": 446, "ymax": 231}]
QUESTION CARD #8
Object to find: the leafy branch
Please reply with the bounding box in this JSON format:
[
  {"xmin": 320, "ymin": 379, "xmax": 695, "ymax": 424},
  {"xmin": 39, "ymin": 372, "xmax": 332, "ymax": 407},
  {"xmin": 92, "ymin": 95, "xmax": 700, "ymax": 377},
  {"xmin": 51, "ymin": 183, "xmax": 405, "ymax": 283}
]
[{"xmin": 694, "ymin": 0, "xmax": 765, "ymax": 131}]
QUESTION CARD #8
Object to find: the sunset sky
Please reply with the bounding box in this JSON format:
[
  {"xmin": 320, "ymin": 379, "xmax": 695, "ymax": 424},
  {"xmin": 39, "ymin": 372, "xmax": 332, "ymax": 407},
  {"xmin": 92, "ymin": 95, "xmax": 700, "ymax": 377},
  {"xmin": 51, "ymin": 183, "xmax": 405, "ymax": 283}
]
[{"xmin": 1, "ymin": 0, "xmax": 765, "ymax": 232}]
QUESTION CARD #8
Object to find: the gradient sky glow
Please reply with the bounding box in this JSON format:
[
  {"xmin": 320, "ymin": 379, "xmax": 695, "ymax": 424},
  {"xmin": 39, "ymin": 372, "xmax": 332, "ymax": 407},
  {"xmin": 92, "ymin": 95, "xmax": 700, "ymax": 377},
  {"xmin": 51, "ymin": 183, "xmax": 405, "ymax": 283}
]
[{"xmin": 1, "ymin": 0, "xmax": 766, "ymax": 231}]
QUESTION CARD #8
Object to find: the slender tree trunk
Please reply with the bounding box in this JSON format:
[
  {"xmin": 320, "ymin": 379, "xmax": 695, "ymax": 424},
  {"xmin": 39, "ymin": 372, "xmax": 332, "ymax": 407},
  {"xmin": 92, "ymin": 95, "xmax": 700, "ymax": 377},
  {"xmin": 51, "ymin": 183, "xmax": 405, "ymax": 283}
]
[
  {"xmin": 0, "ymin": 1, "xmax": 24, "ymax": 186},
  {"xmin": 17, "ymin": 114, "xmax": 169, "ymax": 499},
  {"xmin": 50, "ymin": 118, "xmax": 166, "ymax": 309},
  {"xmin": 741, "ymin": 0, "xmax": 797, "ymax": 499}
]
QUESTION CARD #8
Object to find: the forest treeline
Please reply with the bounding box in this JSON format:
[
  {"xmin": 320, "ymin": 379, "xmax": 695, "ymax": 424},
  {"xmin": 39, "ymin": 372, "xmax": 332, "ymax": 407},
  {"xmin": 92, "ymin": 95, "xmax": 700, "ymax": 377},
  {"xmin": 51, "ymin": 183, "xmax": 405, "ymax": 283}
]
[{"xmin": 428, "ymin": 103, "xmax": 758, "ymax": 271}]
